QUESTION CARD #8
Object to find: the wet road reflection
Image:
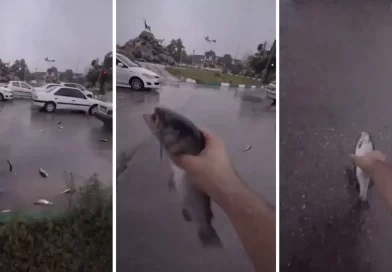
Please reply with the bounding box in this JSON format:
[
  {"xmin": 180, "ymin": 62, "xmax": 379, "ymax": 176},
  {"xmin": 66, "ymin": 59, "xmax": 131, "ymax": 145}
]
[{"xmin": 116, "ymin": 84, "xmax": 275, "ymax": 272}]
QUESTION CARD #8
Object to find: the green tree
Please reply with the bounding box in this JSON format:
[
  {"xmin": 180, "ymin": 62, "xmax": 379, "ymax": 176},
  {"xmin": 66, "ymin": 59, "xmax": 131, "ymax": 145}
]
[
  {"xmin": 222, "ymin": 54, "xmax": 233, "ymax": 68},
  {"xmin": 10, "ymin": 59, "xmax": 31, "ymax": 81},
  {"xmin": 166, "ymin": 38, "xmax": 185, "ymax": 63},
  {"xmin": 64, "ymin": 69, "xmax": 74, "ymax": 81}
]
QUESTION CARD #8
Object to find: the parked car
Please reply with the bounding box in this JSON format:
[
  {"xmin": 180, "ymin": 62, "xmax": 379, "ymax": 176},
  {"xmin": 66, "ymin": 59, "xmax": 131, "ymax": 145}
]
[
  {"xmin": 94, "ymin": 102, "xmax": 112, "ymax": 127},
  {"xmin": 7, "ymin": 81, "xmax": 34, "ymax": 95},
  {"xmin": 33, "ymin": 83, "xmax": 61, "ymax": 93},
  {"xmin": 266, "ymin": 80, "xmax": 276, "ymax": 105},
  {"xmin": 115, "ymin": 53, "xmax": 160, "ymax": 90},
  {"xmin": 32, "ymin": 86, "xmax": 102, "ymax": 114},
  {"xmin": 58, "ymin": 82, "xmax": 93, "ymax": 98},
  {"xmin": 0, "ymin": 85, "xmax": 13, "ymax": 101}
]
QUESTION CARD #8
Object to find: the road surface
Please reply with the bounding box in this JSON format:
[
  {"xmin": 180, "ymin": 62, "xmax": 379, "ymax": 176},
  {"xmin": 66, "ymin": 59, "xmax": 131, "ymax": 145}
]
[
  {"xmin": 116, "ymin": 84, "xmax": 275, "ymax": 271},
  {"xmin": 0, "ymin": 100, "xmax": 112, "ymax": 213},
  {"xmin": 280, "ymin": 1, "xmax": 392, "ymax": 271}
]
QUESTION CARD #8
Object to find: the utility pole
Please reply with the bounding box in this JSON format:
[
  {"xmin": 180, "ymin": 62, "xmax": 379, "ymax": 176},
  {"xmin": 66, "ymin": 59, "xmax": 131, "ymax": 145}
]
[
  {"xmin": 234, "ymin": 44, "xmax": 240, "ymax": 61},
  {"xmin": 192, "ymin": 49, "xmax": 195, "ymax": 66},
  {"xmin": 180, "ymin": 48, "xmax": 183, "ymax": 65},
  {"xmin": 75, "ymin": 57, "xmax": 80, "ymax": 74},
  {"xmin": 261, "ymin": 39, "xmax": 276, "ymax": 84}
]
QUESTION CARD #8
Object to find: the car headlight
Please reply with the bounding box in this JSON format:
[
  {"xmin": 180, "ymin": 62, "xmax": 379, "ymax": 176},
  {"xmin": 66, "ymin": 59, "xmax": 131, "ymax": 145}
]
[{"xmin": 142, "ymin": 73, "xmax": 156, "ymax": 79}]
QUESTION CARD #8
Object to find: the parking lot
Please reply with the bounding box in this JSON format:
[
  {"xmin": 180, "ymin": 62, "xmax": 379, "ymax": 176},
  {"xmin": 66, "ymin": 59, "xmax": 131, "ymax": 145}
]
[
  {"xmin": 0, "ymin": 99, "xmax": 112, "ymax": 213},
  {"xmin": 116, "ymin": 84, "xmax": 275, "ymax": 271}
]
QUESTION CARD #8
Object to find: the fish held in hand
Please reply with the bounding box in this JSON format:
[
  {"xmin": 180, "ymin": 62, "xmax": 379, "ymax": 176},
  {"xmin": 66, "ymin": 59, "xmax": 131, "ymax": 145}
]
[
  {"xmin": 355, "ymin": 131, "xmax": 374, "ymax": 201},
  {"xmin": 143, "ymin": 107, "xmax": 222, "ymax": 247}
]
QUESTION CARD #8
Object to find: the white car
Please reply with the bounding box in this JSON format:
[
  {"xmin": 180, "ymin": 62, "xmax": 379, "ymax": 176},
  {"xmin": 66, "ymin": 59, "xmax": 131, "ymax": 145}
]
[
  {"xmin": 94, "ymin": 102, "xmax": 112, "ymax": 127},
  {"xmin": 33, "ymin": 83, "xmax": 61, "ymax": 93},
  {"xmin": 266, "ymin": 80, "xmax": 276, "ymax": 102},
  {"xmin": 7, "ymin": 81, "xmax": 34, "ymax": 95},
  {"xmin": 116, "ymin": 53, "xmax": 160, "ymax": 90},
  {"xmin": 32, "ymin": 86, "xmax": 101, "ymax": 114},
  {"xmin": 59, "ymin": 82, "xmax": 94, "ymax": 98},
  {"xmin": 0, "ymin": 85, "xmax": 13, "ymax": 101}
]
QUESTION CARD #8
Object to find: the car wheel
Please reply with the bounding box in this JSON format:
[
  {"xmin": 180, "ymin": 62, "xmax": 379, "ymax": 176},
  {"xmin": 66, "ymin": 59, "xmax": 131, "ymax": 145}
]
[
  {"xmin": 130, "ymin": 78, "xmax": 144, "ymax": 90},
  {"xmin": 0, "ymin": 93, "xmax": 4, "ymax": 101},
  {"xmin": 44, "ymin": 102, "xmax": 56, "ymax": 112},
  {"xmin": 89, "ymin": 104, "xmax": 98, "ymax": 115}
]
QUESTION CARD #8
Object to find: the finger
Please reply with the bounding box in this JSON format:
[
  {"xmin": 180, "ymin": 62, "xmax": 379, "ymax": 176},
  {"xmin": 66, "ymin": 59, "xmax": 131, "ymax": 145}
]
[{"xmin": 171, "ymin": 153, "xmax": 200, "ymax": 169}]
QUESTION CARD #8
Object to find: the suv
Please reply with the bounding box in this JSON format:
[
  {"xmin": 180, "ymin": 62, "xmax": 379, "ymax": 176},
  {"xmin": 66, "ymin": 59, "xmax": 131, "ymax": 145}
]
[
  {"xmin": 115, "ymin": 53, "xmax": 160, "ymax": 90},
  {"xmin": 59, "ymin": 82, "xmax": 93, "ymax": 98}
]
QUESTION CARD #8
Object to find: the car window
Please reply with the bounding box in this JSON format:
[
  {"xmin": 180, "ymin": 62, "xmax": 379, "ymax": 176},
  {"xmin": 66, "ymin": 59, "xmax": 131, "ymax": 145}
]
[
  {"xmin": 12, "ymin": 82, "xmax": 20, "ymax": 87},
  {"xmin": 73, "ymin": 84, "xmax": 85, "ymax": 92},
  {"xmin": 70, "ymin": 89, "xmax": 86, "ymax": 99},
  {"xmin": 54, "ymin": 88, "xmax": 73, "ymax": 97},
  {"xmin": 45, "ymin": 86, "xmax": 58, "ymax": 93},
  {"xmin": 20, "ymin": 82, "xmax": 31, "ymax": 89},
  {"xmin": 117, "ymin": 54, "xmax": 139, "ymax": 67}
]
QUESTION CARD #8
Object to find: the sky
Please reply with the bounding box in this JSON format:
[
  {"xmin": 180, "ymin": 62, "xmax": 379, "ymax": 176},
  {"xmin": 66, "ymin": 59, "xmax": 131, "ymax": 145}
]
[
  {"xmin": 0, "ymin": 0, "xmax": 112, "ymax": 73},
  {"xmin": 117, "ymin": 0, "xmax": 276, "ymax": 59}
]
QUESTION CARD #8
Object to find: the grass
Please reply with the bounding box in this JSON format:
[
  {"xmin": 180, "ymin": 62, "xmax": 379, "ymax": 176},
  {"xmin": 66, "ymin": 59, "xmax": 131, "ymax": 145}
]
[
  {"xmin": 0, "ymin": 174, "xmax": 112, "ymax": 271},
  {"xmin": 166, "ymin": 67, "xmax": 262, "ymax": 86}
]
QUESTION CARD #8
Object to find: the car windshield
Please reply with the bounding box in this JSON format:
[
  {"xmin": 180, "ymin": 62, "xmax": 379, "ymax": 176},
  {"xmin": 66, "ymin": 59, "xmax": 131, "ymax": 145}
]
[
  {"xmin": 45, "ymin": 86, "xmax": 58, "ymax": 93},
  {"xmin": 117, "ymin": 54, "xmax": 140, "ymax": 67}
]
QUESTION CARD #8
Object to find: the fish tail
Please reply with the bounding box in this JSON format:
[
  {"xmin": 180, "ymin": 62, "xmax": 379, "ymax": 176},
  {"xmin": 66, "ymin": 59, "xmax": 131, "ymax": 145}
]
[{"xmin": 197, "ymin": 224, "xmax": 222, "ymax": 248}]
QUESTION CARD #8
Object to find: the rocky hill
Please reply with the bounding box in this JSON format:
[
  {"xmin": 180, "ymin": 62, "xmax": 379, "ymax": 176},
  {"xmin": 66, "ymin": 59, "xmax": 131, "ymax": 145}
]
[{"xmin": 117, "ymin": 31, "xmax": 176, "ymax": 66}]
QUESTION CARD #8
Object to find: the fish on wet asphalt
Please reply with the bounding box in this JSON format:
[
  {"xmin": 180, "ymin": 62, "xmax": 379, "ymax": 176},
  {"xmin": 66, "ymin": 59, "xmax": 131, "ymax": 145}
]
[
  {"xmin": 34, "ymin": 199, "xmax": 53, "ymax": 205},
  {"xmin": 6, "ymin": 160, "xmax": 12, "ymax": 172},
  {"xmin": 39, "ymin": 168, "xmax": 48, "ymax": 178},
  {"xmin": 355, "ymin": 131, "xmax": 374, "ymax": 201},
  {"xmin": 143, "ymin": 106, "xmax": 222, "ymax": 248}
]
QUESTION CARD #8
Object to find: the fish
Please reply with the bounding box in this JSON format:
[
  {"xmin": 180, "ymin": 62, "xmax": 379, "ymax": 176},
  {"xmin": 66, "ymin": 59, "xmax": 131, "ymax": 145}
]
[
  {"xmin": 57, "ymin": 121, "xmax": 62, "ymax": 125},
  {"xmin": 34, "ymin": 199, "xmax": 53, "ymax": 205},
  {"xmin": 243, "ymin": 144, "xmax": 252, "ymax": 152},
  {"xmin": 59, "ymin": 125, "xmax": 64, "ymax": 129},
  {"xmin": 355, "ymin": 131, "xmax": 374, "ymax": 201},
  {"xmin": 39, "ymin": 168, "xmax": 48, "ymax": 178},
  {"xmin": 100, "ymin": 138, "xmax": 108, "ymax": 142},
  {"xmin": 1, "ymin": 210, "xmax": 11, "ymax": 213},
  {"xmin": 60, "ymin": 188, "xmax": 74, "ymax": 194},
  {"xmin": 6, "ymin": 160, "xmax": 12, "ymax": 172},
  {"xmin": 143, "ymin": 107, "xmax": 222, "ymax": 247}
]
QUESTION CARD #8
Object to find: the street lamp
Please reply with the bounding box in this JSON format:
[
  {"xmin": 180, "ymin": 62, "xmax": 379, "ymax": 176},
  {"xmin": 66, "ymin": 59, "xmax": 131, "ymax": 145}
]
[{"xmin": 201, "ymin": 36, "xmax": 217, "ymax": 70}]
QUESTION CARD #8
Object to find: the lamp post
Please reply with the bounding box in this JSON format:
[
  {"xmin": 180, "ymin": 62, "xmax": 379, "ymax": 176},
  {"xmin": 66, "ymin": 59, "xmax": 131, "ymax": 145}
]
[{"xmin": 201, "ymin": 36, "xmax": 216, "ymax": 70}]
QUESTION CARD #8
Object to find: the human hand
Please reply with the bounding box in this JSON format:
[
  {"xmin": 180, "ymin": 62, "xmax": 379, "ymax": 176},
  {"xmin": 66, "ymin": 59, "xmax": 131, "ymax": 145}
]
[
  {"xmin": 350, "ymin": 150, "xmax": 386, "ymax": 174},
  {"xmin": 171, "ymin": 128, "xmax": 237, "ymax": 193}
]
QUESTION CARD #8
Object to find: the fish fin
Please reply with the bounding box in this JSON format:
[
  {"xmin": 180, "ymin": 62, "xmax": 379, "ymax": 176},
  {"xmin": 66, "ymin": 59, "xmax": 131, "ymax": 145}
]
[
  {"xmin": 198, "ymin": 225, "xmax": 222, "ymax": 248},
  {"xmin": 182, "ymin": 209, "xmax": 192, "ymax": 222}
]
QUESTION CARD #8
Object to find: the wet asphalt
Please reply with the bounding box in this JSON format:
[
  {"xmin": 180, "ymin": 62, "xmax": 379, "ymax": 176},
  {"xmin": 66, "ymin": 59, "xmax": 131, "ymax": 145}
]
[
  {"xmin": 0, "ymin": 100, "xmax": 112, "ymax": 213},
  {"xmin": 116, "ymin": 84, "xmax": 275, "ymax": 271},
  {"xmin": 280, "ymin": 1, "xmax": 392, "ymax": 271}
]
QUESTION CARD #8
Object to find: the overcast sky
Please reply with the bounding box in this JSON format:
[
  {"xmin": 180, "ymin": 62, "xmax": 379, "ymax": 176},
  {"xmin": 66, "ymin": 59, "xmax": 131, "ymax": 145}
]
[
  {"xmin": 0, "ymin": 0, "xmax": 112, "ymax": 73},
  {"xmin": 117, "ymin": 0, "xmax": 276, "ymax": 59}
]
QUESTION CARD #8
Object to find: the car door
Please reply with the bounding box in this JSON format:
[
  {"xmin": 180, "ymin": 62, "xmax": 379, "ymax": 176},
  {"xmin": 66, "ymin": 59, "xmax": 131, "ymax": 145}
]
[
  {"xmin": 52, "ymin": 88, "xmax": 74, "ymax": 110},
  {"xmin": 116, "ymin": 58, "xmax": 129, "ymax": 85},
  {"xmin": 20, "ymin": 82, "xmax": 33, "ymax": 94},
  {"xmin": 10, "ymin": 81, "xmax": 21, "ymax": 93},
  {"xmin": 67, "ymin": 88, "xmax": 90, "ymax": 111}
]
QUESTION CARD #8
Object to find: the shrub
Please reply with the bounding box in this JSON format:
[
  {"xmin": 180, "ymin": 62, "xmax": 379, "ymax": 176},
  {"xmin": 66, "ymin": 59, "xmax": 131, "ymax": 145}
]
[{"xmin": 0, "ymin": 174, "xmax": 112, "ymax": 271}]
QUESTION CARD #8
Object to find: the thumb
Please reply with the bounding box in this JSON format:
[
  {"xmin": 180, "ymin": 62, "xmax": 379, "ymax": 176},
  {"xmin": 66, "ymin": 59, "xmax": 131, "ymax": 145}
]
[{"xmin": 350, "ymin": 154, "xmax": 361, "ymax": 165}]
